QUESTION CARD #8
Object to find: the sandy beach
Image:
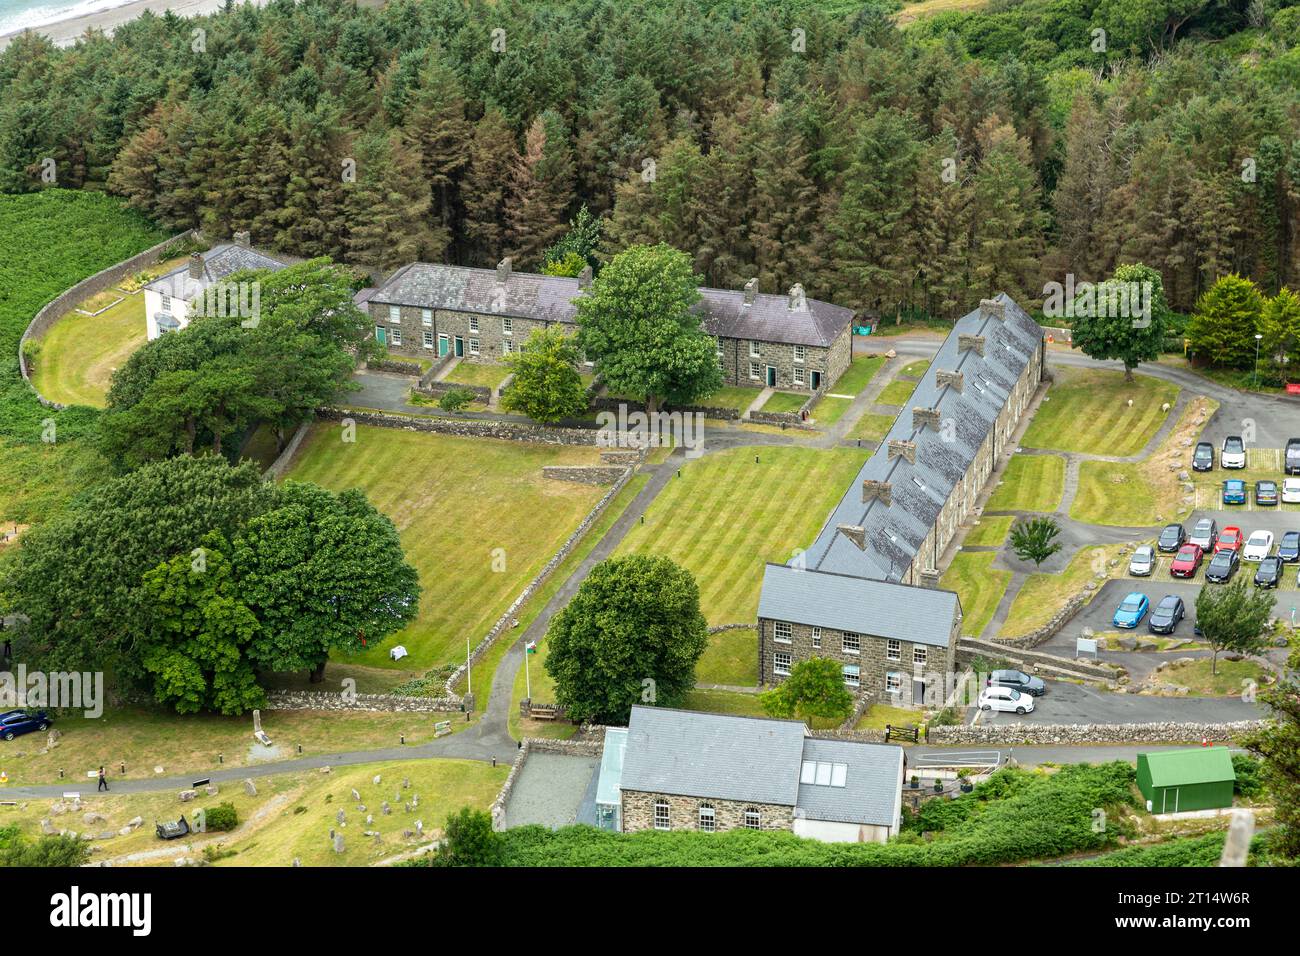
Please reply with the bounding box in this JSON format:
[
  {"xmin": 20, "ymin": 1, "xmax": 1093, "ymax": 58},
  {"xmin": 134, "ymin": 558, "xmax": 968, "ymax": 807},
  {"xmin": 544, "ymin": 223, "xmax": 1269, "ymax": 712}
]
[{"xmin": 0, "ymin": 0, "xmax": 267, "ymax": 50}]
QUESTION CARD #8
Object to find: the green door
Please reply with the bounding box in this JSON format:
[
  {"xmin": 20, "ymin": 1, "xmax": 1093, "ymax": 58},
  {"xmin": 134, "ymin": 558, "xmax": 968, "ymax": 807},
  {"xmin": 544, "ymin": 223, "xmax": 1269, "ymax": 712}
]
[
  {"xmin": 454, "ymin": 336, "xmax": 464, "ymax": 357},
  {"xmin": 438, "ymin": 334, "xmax": 449, "ymax": 357},
  {"xmin": 375, "ymin": 326, "xmax": 387, "ymax": 346},
  {"xmin": 766, "ymin": 366, "xmax": 776, "ymax": 387}
]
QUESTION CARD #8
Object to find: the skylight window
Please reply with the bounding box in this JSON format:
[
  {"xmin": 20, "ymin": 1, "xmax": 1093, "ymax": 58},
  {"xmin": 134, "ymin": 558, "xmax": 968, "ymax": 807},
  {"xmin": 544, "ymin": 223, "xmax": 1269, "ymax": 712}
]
[{"xmin": 800, "ymin": 761, "xmax": 848, "ymax": 787}]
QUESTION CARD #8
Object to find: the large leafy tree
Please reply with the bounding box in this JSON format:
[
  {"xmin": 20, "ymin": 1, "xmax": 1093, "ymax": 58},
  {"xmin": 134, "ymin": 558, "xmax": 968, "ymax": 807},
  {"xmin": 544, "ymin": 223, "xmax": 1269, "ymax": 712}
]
[
  {"xmin": 1066, "ymin": 263, "xmax": 1171, "ymax": 382},
  {"xmin": 1009, "ymin": 516, "xmax": 1062, "ymax": 567},
  {"xmin": 544, "ymin": 555, "xmax": 708, "ymax": 724},
  {"xmin": 1186, "ymin": 275, "xmax": 1265, "ymax": 369},
  {"xmin": 574, "ymin": 243, "xmax": 722, "ymax": 412},
  {"xmin": 1193, "ymin": 578, "xmax": 1272, "ymax": 675},
  {"xmin": 1242, "ymin": 639, "xmax": 1300, "ymax": 859},
  {"xmin": 760, "ymin": 657, "xmax": 854, "ymax": 724},
  {"xmin": 500, "ymin": 326, "xmax": 588, "ymax": 424},
  {"xmin": 1258, "ymin": 288, "xmax": 1300, "ymax": 379}
]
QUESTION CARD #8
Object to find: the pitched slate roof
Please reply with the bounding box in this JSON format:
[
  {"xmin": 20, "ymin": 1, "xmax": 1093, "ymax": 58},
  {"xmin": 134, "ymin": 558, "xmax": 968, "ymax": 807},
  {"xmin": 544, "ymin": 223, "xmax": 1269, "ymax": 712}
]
[
  {"xmin": 795, "ymin": 737, "xmax": 904, "ymax": 827},
  {"xmin": 620, "ymin": 706, "xmax": 807, "ymax": 806},
  {"xmin": 757, "ymin": 563, "xmax": 958, "ymax": 647},
  {"xmin": 144, "ymin": 243, "xmax": 288, "ymax": 298},
  {"xmin": 802, "ymin": 293, "xmax": 1043, "ymax": 583},
  {"xmin": 368, "ymin": 262, "xmax": 854, "ymax": 348},
  {"xmin": 1142, "ymin": 747, "xmax": 1236, "ymax": 787}
]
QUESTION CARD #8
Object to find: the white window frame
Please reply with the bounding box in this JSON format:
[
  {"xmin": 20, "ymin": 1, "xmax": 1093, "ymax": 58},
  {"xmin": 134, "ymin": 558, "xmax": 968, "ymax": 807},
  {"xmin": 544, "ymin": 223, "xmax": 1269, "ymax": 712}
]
[
  {"xmin": 749, "ymin": 361, "xmax": 761, "ymax": 380},
  {"xmin": 388, "ymin": 305, "xmax": 401, "ymax": 324},
  {"xmin": 422, "ymin": 330, "xmax": 434, "ymax": 350},
  {"xmin": 793, "ymin": 344, "xmax": 806, "ymax": 363},
  {"xmin": 469, "ymin": 338, "xmax": 480, "ymax": 355},
  {"xmin": 773, "ymin": 652, "xmax": 792, "ymax": 676},
  {"xmin": 773, "ymin": 621, "xmax": 792, "ymax": 644},
  {"xmin": 503, "ymin": 340, "xmax": 513, "ymax": 354},
  {"xmin": 421, "ymin": 308, "xmax": 432, "ymax": 326},
  {"xmin": 749, "ymin": 341, "xmax": 761, "ymax": 358},
  {"xmin": 842, "ymin": 632, "xmax": 860, "ymax": 656},
  {"xmin": 390, "ymin": 328, "xmax": 402, "ymax": 347},
  {"xmin": 743, "ymin": 809, "xmax": 761, "ymax": 830},
  {"xmin": 842, "ymin": 664, "xmax": 860, "ymax": 688},
  {"xmin": 468, "ymin": 315, "xmax": 480, "ymax": 333},
  {"xmin": 914, "ymin": 646, "xmax": 927, "ymax": 666},
  {"xmin": 653, "ymin": 800, "xmax": 670, "ymax": 831},
  {"xmin": 160, "ymin": 293, "xmax": 172, "ymax": 312},
  {"xmin": 793, "ymin": 367, "xmax": 805, "ymax": 386},
  {"xmin": 885, "ymin": 672, "xmax": 903, "ymax": 695},
  {"xmin": 698, "ymin": 804, "xmax": 716, "ymax": 832},
  {"xmin": 887, "ymin": 639, "xmax": 901, "ymax": 661},
  {"xmin": 811, "ymin": 626, "xmax": 822, "ymax": 649},
  {"xmin": 502, "ymin": 317, "xmax": 513, "ymax": 335}
]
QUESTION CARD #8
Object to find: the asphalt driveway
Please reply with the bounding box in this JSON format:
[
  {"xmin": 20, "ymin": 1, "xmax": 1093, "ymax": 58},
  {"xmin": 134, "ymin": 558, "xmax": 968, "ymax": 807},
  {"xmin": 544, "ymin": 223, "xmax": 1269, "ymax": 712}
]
[{"xmin": 967, "ymin": 679, "xmax": 1264, "ymax": 726}]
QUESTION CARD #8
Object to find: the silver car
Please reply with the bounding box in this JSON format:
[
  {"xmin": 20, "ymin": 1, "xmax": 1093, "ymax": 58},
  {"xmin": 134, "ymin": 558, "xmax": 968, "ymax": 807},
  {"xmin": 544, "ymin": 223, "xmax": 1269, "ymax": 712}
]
[
  {"xmin": 1188, "ymin": 517, "xmax": 1218, "ymax": 551},
  {"xmin": 1128, "ymin": 545, "xmax": 1156, "ymax": 576}
]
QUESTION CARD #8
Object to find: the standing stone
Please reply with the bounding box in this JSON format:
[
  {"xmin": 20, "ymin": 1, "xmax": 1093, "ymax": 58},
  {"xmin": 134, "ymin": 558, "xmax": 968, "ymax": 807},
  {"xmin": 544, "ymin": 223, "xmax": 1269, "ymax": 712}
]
[
  {"xmin": 366, "ymin": 814, "xmax": 373, "ymax": 826},
  {"xmin": 381, "ymin": 802, "xmax": 391, "ymax": 816},
  {"xmin": 243, "ymin": 778, "xmax": 257, "ymax": 797},
  {"xmin": 372, "ymin": 774, "xmax": 381, "ymax": 786},
  {"xmin": 411, "ymin": 794, "xmax": 419, "ymax": 808},
  {"xmin": 402, "ymin": 778, "xmax": 410, "ymax": 790},
  {"xmin": 333, "ymin": 834, "xmax": 345, "ymax": 854},
  {"xmin": 292, "ymin": 858, "xmax": 301, "ymax": 867},
  {"xmin": 336, "ymin": 809, "xmax": 346, "ymax": 827},
  {"xmin": 415, "ymin": 820, "xmax": 423, "ymax": 836},
  {"xmin": 351, "ymin": 789, "xmax": 361, "ymax": 802},
  {"xmin": 252, "ymin": 709, "xmax": 262, "ymax": 734}
]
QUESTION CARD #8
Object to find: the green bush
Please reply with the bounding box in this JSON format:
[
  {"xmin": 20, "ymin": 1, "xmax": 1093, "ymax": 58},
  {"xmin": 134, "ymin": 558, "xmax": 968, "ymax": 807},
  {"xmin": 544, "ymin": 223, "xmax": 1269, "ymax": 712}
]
[
  {"xmin": 202, "ymin": 802, "xmax": 239, "ymax": 832},
  {"xmin": 1232, "ymin": 754, "xmax": 1264, "ymax": 798},
  {"xmin": 439, "ymin": 387, "xmax": 475, "ymax": 412}
]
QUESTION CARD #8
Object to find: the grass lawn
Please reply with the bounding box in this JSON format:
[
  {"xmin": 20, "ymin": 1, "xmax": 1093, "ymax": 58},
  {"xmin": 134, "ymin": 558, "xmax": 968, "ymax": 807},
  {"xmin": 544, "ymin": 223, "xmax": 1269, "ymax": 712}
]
[
  {"xmin": 31, "ymin": 292, "xmax": 146, "ymax": 408},
  {"xmin": 846, "ymin": 411, "xmax": 897, "ymax": 442},
  {"xmin": 854, "ymin": 704, "xmax": 922, "ymax": 731},
  {"xmin": 615, "ymin": 445, "xmax": 871, "ymax": 629},
  {"xmin": 941, "ymin": 551, "xmax": 1011, "ymax": 639},
  {"xmin": 701, "ymin": 385, "xmax": 764, "ymax": 412},
  {"xmin": 0, "ymin": 438, "xmax": 108, "ymax": 525},
  {"xmin": 876, "ymin": 379, "xmax": 918, "ymax": 407},
  {"xmin": 285, "ymin": 423, "xmax": 607, "ymax": 670},
  {"xmin": 898, "ymin": 359, "xmax": 931, "ymax": 378},
  {"xmin": 962, "ymin": 515, "xmax": 1014, "ymax": 548},
  {"xmin": 1156, "ymin": 658, "xmax": 1269, "ymax": 697},
  {"xmin": 1021, "ymin": 368, "xmax": 1179, "ymax": 456},
  {"xmin": 444, "ymin": 362, "xmax": 511, "ymax": 389},
  {"xmin": 832, "ymin": 355, "xmax": 888, "ymax": 395},
  {"xmin": 695, "ymin": 627, "xmax": 758, "ymax": 686},
  {"xmin": 999, "ymin": 544, "xmax": 1126, "ymax": 638},
  {"xmin": 811, "ymin": 395, "xmax": 853, "ymax": 425},
  {"xmin": 760, "ymin": 390, "xmax": 808, "ymax": 414},
  {"xmin": 984, "ymin": 454, "xmax": 1065, "ymax": 512},
  {"xmin": 679, "ymin": 689, "xmax": 841, "ymax": 730}
]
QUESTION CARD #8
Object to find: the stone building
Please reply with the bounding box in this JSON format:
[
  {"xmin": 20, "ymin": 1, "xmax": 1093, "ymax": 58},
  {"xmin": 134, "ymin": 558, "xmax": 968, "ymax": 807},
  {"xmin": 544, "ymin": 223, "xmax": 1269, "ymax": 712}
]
[
  {"xmin": 756, "ymin": 295, "xmax": 1046, "ymax": 704},
  {"xmin": 611, "ymin": 706, "xmax": 905, "ymax": 843},
  {"xmin": 143, "ymin": 232, "xmax": 287, "ymax": 340},
  {"xmin": 362, "ymin": 258, "xmax": 854, "ymax": 392}
]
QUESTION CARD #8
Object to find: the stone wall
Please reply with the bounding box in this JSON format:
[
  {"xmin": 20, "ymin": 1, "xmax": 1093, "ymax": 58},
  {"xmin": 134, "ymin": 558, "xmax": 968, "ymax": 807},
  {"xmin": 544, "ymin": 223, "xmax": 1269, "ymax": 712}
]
[
  {"xmin": 956, "ymin": 636, "xmax": 1117, "ymax": 680},
  {"xmin": 367, "ymin": 358, "xmax": 423, "ymax": 376},
  {"xmin": 415, "ymin": 380, "xmax": 492, "ymax": 403},
  {"xmin": 491, "ymin": 735, "xmax": 607, "ymax": 831},
  {"xmin": 19, "ymin": 229, "xmax": 200, "ymax": 407},
  {"xmin": 590, "ymin": 394, "xmax": 741, "ymax": 421},
  {"xmin": 318, "ymin": 406, "xmax": 642, "ymax": 448},
  {"xmin": 993, "ymin": 589, "xmax": 1093, "ymax": 647},
  {"xmin": 926, "ymin": 720, "xmax": 1265, "ymax": 746},
  {"xmin": 542, "ymin": 465, "xmax": 628, "ymax": 485},
  {"xmin": 261, "ymin": 416, "xmax": 313, "ymax": 480},
  {"xmin": 264, "ymin": 690, "xmax": 462, "ymax": 712},
  {"xmin": 620, "ymin": 790, "xmax": 794, "ymax": 834}
]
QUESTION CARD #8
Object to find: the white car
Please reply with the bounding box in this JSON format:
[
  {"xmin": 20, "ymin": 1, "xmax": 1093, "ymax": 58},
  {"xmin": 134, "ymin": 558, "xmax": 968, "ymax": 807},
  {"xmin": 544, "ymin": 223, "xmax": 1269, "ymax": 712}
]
[
  {"xmin": 1243, "ymin": 530, "xmax": 1275, "ymax": 561},
  {"xmin": 1283, "ymin": 478, "xmax": 1300, "ymax": 503},
  {"xmin": 977, "ymin": 685, "xmax": 1035, "ymax": 715},
  {"xmin": 1221, "ymin": 436, "xmax": 1247, "ymax": 469}
]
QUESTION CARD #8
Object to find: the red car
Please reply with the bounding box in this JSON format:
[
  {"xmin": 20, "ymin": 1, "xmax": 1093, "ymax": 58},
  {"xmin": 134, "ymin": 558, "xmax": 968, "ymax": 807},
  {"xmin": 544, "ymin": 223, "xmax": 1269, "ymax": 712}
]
[
  {"xmin": 1217, "ymin": 526, "xmax": 1243, "ymax": 553},
  {"xmin": 1170, "ymin": 543, "xmax": 1204, "ymax": 578}
]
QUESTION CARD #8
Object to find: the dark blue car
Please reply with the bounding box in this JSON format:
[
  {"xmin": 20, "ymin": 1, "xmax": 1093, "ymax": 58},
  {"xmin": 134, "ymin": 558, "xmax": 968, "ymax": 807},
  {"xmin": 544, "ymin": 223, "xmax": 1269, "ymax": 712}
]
[
  {"xmin": 1279, "ymin": 531, "xmax": 1300, "ymax": 563},
  {"xmin": 1223, "ymin": 479, "xmax": 1246, "ymax": 505},
  {"xmin": 0, "ymin": 710, "xmax": 52, "ymax": 741}
]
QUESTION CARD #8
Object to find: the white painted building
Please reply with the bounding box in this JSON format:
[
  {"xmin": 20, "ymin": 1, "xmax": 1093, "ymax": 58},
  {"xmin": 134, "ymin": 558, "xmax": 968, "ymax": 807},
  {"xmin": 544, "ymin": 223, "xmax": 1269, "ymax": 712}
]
[{"xmin": 143, "ymin": 233, "xmax": 287, "ymax": 340}]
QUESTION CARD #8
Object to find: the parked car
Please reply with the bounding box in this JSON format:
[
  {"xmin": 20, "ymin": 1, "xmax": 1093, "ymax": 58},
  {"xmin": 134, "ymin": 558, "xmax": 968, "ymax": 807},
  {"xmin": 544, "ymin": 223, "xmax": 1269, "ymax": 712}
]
[
  {"xmin": 1255, "ymin": 480, "xmax": 1279, "ymax": 506},
  {"xmin": 0, "ymin": 710, "xmax": 52, "ymax": 741},
  {"xmin": 1243, "ymin": 530, "xmax": 1275, "ymax": 561},
  {"xmin": 1128, "ymin": 545, "xmax": 1156, "ymax": 576},
  {"xmin": 1205, "ymin": 548, "xmax": 1241, "ymax": 583},
  {"xmin": 1188, "ymin": 518, "xmax": 1218, "ymax": 551},
  {"xmin": 1217, "ymin": 526, "xmax": 1243, "ymax": 553},
  {"xmin": 1157, "ymin": 523, "xmax": 1186, "ymax": 553},
  {"xmin": 987, "ymin": 669, "xmax": 1047, "ymax": 697},
  {"xmin": 977, "ymin": 685, "xmax": 1035, "ymax": 715},
  {"xmin": 1223, "ymin": 479, "xmax": 1247, "ymax": 505},
  {"xmin": 1286, "ymin": 438, "xmax": 1300, "ymax": 475},
  {"xmin": 1221, "ymin": 435, "xmax": 1247, "ymax": 469},
  {"xmin": 1279, "ymin": 531, "xmax": 1300, "ymax": 563},
  {"xmin": 1112, "ymin": 592, "xmax": 1150, "ymax": 628},
  {"xmin": 1192, "ymin": 441, "xmax": 1215, "ymax": 472},
  {"xmin": 1148, "ymin": 594, "xmax": 1185, "ymax": 635},
  {"xmin": 1255, "ymin": 556, "xmax": 1283, "ymax": 589},
  {"xmin": 1170, "ymin": 543, "xmax": 1204, "ymax": 578},
  {"xmin": 1283, "ymin": 478, "xmax": 1300, "ymax": 503}
]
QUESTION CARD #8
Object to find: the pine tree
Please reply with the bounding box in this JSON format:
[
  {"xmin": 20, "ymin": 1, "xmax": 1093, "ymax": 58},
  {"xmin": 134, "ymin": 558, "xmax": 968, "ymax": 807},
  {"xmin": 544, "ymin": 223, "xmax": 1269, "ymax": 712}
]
[
  {"xmin": 402, "ymin": 44, "xmax": 469, "ymax": 261},
  {"xmin": 461, "ymin": 108, "xmax": 517, "ymax": 267},
  {"xmin": 345, "ymin": 126, "xmax": 436, "ymax": 270},
  {"xmin": 505, "ymin": 111, "xmax": 574, "ymax": 268}
]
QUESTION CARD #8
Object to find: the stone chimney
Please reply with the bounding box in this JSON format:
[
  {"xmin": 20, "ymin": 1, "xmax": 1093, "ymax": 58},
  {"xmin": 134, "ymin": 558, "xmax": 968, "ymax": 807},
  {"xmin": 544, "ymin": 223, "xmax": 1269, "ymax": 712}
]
[
  {"xmin": 233, "ymin": 230, "xmax": 251, "ymax": 248},
  {"xmin": 743, "ymin": 277, "xmax": 758, "ymax": 306},
  {"xmin": 935, "ymin": 369, "xmax": 964, "ymax": 392},
  {"xmin": 958, "ymin": 334, "xmax": 985, "ymax": 357},
  {"xmin": 887, "ymin": 439, "xmax": 917, "ymax": 464},
  {"xmin": 912, "ymin": 407, "xmax": 941, "ymax": 432},
  {"xmin": 787, "ymin": 283, "xmax": 807, "ymax": 312},
  {"xmin": 188, "ymin": 253, "xmax": 204, "ymax": 281},
  {"xmin": 919, "ymin": 569, "xmax": 941, "ymax": 589},
  {"xmin": 837, "ymin": 524, "xmax": 866, "ymax": 550},
  {"xmin": 980, "ymin": 298, "xmax": 1006, "ymax": 322},
  {"xmin": 496, "ymin": 257, "xmax": 512, "ymax": 284},
  {"xmin": 862, "ymin": 479, "xmax": 892, "ymax": 506},
  {"xmin": 578, "ymin": 265, "xmax": 593, "ymax": 290}
]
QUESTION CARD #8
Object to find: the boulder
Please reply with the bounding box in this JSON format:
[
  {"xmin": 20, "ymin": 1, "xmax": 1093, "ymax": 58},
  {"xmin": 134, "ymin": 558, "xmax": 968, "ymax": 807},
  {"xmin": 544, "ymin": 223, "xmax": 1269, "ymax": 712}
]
[{"xmin": 178, "ymin": 789, "xmax": 197, "ymax": 802}]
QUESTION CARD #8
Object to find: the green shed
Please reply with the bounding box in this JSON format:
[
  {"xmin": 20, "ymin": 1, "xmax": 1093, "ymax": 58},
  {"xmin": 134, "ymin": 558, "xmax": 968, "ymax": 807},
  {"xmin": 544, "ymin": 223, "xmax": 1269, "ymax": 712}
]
[{"xmin": 1136, "ymin": 747, "xmax": 1236, "ymax": 814}]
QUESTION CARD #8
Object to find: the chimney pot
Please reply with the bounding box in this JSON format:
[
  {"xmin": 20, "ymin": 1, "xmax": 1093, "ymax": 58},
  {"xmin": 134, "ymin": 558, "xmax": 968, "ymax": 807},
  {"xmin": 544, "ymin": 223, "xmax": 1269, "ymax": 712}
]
[
  {"xmin": 980, "ymin": 298, "xmax": 1006, "ymax": 322},
  {"xmin": 912, "ymin": 407, "xmax": 941, "ymax": 432},
  {"xmin": 188, "ymin": 253, "xmax": 204, "ymax": 281},
  {"xmin": 743, "ymin": 278, "xmax": 758, "ymax": 306},
  {"xmin": 787, "ymin": 283, "xmax": 807, "ymax": 312},
  {"xmin": 887, "ymin": 439, "xmax": 917, "ymax": 464},
  {"xmin": 862, "ymin": 479, "xmax": 892, "ymax": 506},
  {"xmin": 958, "ymin": 334, "xmax": 986, "ymax": 357},
  {"xmin": 919, "ymin": 569, "xmax": 941, "ymax": 589},
  {"xmin": 496, "ymin": 257, "xmax": 512, "ymax": 284},
  {"xmin": 578, "ymin": 265, "xmax": 593, "ymax": 289},
  {"xmin": 836, "ymin": 524, "xmax": 866, "ymax": 550},
  {"xmin": 233, "ymin": 231, "xmax": 250, "ymax": 248},
  {"xmin": 936, "ymin": 369, "xmax": 964, "ymax": 392}
]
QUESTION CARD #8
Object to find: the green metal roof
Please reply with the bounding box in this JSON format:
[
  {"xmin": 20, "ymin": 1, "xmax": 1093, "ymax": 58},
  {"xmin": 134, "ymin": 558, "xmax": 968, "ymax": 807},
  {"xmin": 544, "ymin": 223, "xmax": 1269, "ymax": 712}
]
[{"xmin": 1142, "ymin": 747, "xmax": 1236, "ymax": 788}]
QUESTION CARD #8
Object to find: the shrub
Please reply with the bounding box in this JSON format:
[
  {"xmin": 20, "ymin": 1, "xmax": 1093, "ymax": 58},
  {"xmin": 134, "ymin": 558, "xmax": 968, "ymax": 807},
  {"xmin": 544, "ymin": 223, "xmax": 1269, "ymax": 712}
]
[
  {"xmin": 439, "ymin": 387, "xmax": 475, "ymax": 412},
  {"xmin": 1232, "ymin": 754, "xmax": 1264, "ymax": 798},
  {"xmin": 202, "ymin": 802, "xmax": 239, "ymax": 832}
]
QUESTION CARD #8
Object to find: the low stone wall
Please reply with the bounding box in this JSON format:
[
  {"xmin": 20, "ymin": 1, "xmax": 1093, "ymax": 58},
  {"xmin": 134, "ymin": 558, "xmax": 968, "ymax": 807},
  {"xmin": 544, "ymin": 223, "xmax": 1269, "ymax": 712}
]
[
  {"xmin": 19, "ymin": 229, "xmax": 199, "ymax": 408},
  {"xmin": 415, "ymin": 380, "xmax": 492, "ymax": 403},
  {"xmin": 264, "ymin": 690, "xmax": 462, "ymax": 712},
  {"xmin": 748, "ymin": 408, "xmax": 816, "ymax": 429},
  {"xmin": 590, "ymin": 394, "xmax": 741, "ymax": 421},
  {"xmin": 599, "ymin": 451, "xmax": 641, "ymax": 466},
  {"xmin": 491, "ymin": 735, "xmax": 607, "ymax": 831},
  {"xmin": 367, "ymin": 358, "xmax": 423, "ymax": 376},
  {"xmin": 261, "ymin": 416, "xmax": 313, "ymax": 480},
  {"xmin": 957, "ymin": 636, "xmax": 1116, "ymax": 680},
  {"xmin": 992, "ymin": 589, "xmax": 1093, "ymax": 648},
  {"xmin": 707, "ymin": 622, "xmax": 756, "ymax": 635},
  {"xmin": 810, "ymin": 727, "xmax": 889, "ymax": 744},
  {"xmin": 543, "ymin": 465, "xmax": 628, "ymax": 485},
  {"xmin": 926, "ymin": 720, "xmax": 1265, "ymax": 746},
  {"xmin": 319, "ymin": 406, "xmax": 643, "ymax": 448}
]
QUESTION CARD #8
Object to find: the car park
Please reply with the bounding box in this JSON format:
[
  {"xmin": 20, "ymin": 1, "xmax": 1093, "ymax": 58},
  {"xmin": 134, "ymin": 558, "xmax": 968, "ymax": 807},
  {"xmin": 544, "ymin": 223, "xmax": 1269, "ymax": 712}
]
[
  {"xmin": 1128, "ymin": 545, "xmax": 1156, "ymax": 576},
  {"xmin": 1112, "ymin": 592, "xmax": 1150, "ymax": 628},
  {"xmin": 1221, "ymin": 435, "xmax": 1247, "ymax": 469},
  {"xmin": 987, "ymin": 669, "xmax": 1047, "ymax": 697},
  {"xmin": 1147, "ymin": 594, "xmax": 1185, "ymax": 635},
  {"xmin": 1192, "ymin": 442, "xmax": 1214, "ymax": 472},
  {"xmin": 1157, "ymin": 523, "xmax": 1186, "ymax": 553},
  {"xmin": 1287, "ymin": 438, "xmax": 1300, "ymax": 475},
  {"xmin": 1223, "ymin": 479, "xmax": 1247, "ymax": 505},
  {"xmin": 1256, "ymin": 480, "xmax": 1279, "ymax": 506},
  {"xmin": 1284, "ymin": 478, "xmax": 1300, "ymax": 503},
  {"xmin": 1217, "ymin": 526, "xmax": 1243, "ymax": 553},
  {"xmin": 1255, "ymin": 556, "xmax": 1283, "ymax": 588},
  {"xmin": 1170, "ymin": 543, "xmax": 1203, "ymax": 578},
  {"xmin": 1280, "ymin": 531, "xmax": 1300, "ymax": 563},
  {"xmin": 1188, "ymin": 518, "xmax": 1218, "ymax": 551},
  {"xmin": 1205, "ymin": 548, "xmax": 1240, "ymax": 582},
  {"xmin": 1243, "ymin": 530, "xmax": 1275, "ymax": 561},
  {"xmin": 0, "ymin": 710, "xmax": 52, "ymax": 741},
  {"xmin": 977, "ymin": 685, "xmax": 1035, "ymax": 715}
]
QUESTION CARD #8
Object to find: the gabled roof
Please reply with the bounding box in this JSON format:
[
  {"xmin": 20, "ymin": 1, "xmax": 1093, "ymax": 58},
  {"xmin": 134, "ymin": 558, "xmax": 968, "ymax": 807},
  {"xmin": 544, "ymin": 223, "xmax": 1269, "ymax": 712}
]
[
  {"xmin": 144, "ymin": 244, "xmax": 288, "ymax": 298},
  {"xmin": 620, "ymin": 705, "xmax": 807, "ymax": 806},
  {"xmin": 757, "ymin": 563, "xmax": 959, "ymax": 646},
  {"xmin": 1142, "ymin": 747, "xmax": 1236, "ymax": 787},
  {"xmin": 802, "ymin": 294, "xmax": 1042, "ymax": 582},
  {"xmin": 367, "ymin": 262, "xmax": 854, "ymax": 348},
  {"xmin": 795, "ymin": 737, "xmax": 904, "ymax": 826}
]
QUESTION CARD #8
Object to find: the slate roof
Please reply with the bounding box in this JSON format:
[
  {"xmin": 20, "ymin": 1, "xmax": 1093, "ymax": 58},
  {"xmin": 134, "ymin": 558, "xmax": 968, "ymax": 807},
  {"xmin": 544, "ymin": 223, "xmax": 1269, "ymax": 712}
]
[
  {"xmin": 144, "ymin": 244, "xmax": 288, "ymax": 298},
  {"xmin": 1142, "ymin": 747, "xmax": 1236, "ymax": 788},
  {"xmin": 802, "ymin": 294, "xmax": 1043, "ymax": 583},
  {"xmin": 368, "ymin": 262, "xmax": 853, "ymax": 348},
  {"xmin": 620, "ymin": 706, "xmax": 807, "ymax": 806},
  {"xmin": 757, "ymin": 563, "xmax": 958, "ymax": 647},
  {"xmin": 795, "ymin": 737, "xmax": 904, "ymax": 827}
]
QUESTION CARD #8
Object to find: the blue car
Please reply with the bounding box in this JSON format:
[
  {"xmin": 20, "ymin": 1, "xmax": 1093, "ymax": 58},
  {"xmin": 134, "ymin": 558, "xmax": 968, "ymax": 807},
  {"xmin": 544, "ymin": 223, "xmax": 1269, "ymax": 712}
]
[
  {"xmin": 0, "ymin": 709, "xmax": 52, "ymax": 741},
  {"xmin": 1112, "ymin": 592, "xmax": 1150, "ymax": 629},
  {"xmin": 1223, "ymin": 479, "xmax": 1247, "ymax": 505}
]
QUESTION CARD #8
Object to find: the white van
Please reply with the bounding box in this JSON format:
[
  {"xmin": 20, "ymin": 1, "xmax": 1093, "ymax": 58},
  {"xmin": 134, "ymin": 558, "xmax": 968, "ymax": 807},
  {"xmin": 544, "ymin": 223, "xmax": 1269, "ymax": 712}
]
[{"xmin": 977, "ymin": 685, "xmax": 1035, "ymax": 715}]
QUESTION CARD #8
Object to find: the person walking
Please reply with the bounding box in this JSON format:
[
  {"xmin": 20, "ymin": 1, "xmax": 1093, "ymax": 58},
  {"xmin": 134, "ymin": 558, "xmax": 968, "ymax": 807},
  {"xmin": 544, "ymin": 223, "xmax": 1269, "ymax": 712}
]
[{"xmin": 97, "ymin": 766, "xmax": 108, "ymax": 792}]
